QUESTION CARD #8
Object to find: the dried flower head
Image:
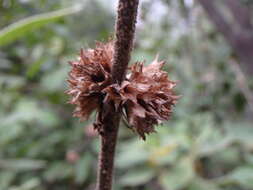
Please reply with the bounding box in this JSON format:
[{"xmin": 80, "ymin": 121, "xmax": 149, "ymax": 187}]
[
  {"xmin": 104, "ymin": 56, "xmax": 179, "ymax": 139},
  {"xmin": 67, "ymin": 41, "xmax": 179, "ymax": 140},
  {"xmin": 67, "ymin": 41, "xmax": 113, "ymax": 121}
]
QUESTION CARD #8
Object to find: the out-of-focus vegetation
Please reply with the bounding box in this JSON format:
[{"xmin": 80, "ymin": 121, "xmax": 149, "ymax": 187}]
[{"xmin": 1, "ymin": 0, "xmax": 253, "ymax": 190}]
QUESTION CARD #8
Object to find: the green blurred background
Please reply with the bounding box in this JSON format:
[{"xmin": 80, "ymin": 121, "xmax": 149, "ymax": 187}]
[{"xmin": 1, "ymin": 0, "xmax": 253, "ymax": 189}]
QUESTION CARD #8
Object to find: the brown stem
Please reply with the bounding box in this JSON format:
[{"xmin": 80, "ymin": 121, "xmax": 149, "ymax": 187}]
[
  {"xmin": 96, "ymin": 114, "xmax": 120, "ymax": 190},
  {"xmin": 96, "ymin": 1, "xmax": 139, "ymax": 190},
  {"xmin": 111, "ymin": 0, "xmax": 139, "ymax": 84}
]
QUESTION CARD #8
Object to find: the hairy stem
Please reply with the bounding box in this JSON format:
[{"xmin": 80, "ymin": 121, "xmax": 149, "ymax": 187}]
[
  {"xmin": 111, "ymin": 0, "xmax": 139, "ymax": 84},
  {"xmin": 96, "ymin": 114, "xmax": 120, "ymax": 190},
  {"xmin": 96, "ymin": 1, "xmax": 139, "ymax": 190}
]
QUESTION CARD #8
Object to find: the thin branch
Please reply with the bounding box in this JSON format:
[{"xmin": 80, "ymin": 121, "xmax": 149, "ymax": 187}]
[
  {"xmin": 198, "ymin": 0, "xmax": 253, "ymax": 74},
  {"xmin": 95, "ymin": 1, "xmax": 139, "ymax": 190},
  {"xmin": 229, "ymin": 59, "xmax": 253, "ymax": 114},
  {"xmin": 226, "ymin": 0, "xmax": 252, "ymax": 30}
]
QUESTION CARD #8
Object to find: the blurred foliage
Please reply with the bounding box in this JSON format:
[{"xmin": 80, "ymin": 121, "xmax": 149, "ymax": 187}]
[{"xmin": 0, "ymin": 0, "xmax": 253, "ymax": 190}]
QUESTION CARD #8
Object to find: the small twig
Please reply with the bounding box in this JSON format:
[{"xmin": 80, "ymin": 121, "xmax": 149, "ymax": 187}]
[
  {"xmin": 198, "ymin": 0, "xmax": 253, "ymax": 74},
  {"xmin": 229, "ymin": 59, "xmax": 253, "ymax": 114},
  {"xmin": 95, "ymin": 1, "xmax": 139, "ymax": 190}
]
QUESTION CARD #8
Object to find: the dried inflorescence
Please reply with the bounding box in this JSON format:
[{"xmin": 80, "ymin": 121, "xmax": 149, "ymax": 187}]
[
  {"xmin": 67, "ymin": 41, "xmax": 179, "ymax": 140},
  {"xmin": 67, "ymin": 42, "xmax": 114, "ymax": 120}
]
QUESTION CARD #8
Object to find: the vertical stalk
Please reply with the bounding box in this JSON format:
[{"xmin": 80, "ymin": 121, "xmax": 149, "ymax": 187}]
[
  {"xmin": 111, "ymin": 0, "xmax": 139, "ymax": 84},
  {"xmin": 96, "ymin": 1, "xmax": 139, "ymax": 190},
  {"xmin": 96, "ymin": 114, "xmax": 120, "ymax": 190}
]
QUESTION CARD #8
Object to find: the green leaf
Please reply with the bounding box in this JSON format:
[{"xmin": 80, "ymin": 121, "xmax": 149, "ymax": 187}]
[
  {"xmin": 0, "ymin": 124, "xmax": 24, "ymax": 147},
  {"xmin": 224, "ymin": 122, "xmax": 253, "ymax": 148},
  {"xmin": 188, "ymin": 178, "xmax": 221, "ymax": 190},
  {"xmin": 0, "ymin": 75, "xmax": 26, "ymax": 89},
  {"xmin": 44, "ymin": 162, "xmax": 73, "ymax": 181},
  {"xmin": 37, "ymin": 110, "xmax": 60, "ymax": 127},
  {"xmin": 26, "ymin": 56, "xmax": 45, "ymax": 79},
  {"xmin": 159, "ymin": 157, "xmax": 195, "ymax": 190},
  {"xmin": 75, "ymin": 154, "xmax": 92, "ymax": 184},
  {"xmin": 9, "ymin": 178, "xmax": 40, "ymax": 190},
  {"xmin": 116, "ymin": 141, "xmax": 149, "ymax": 169},
  {"xmin": 41, "ymin": 65, "xmax": 69, "ymax": 92},
  {"xmin": 224, "ymin": 166, "xmax": 253, "ymax": 188},
  {"xmin": 0, "ymin": 172, "xmax": 16, "ymax": 189},
  {"xmin": 0, "ymin": 6, "xmax": 82, "ymax": 46},
  {"xmin": 119, "ymin": 167, "xmax": 155, "ymax": 186},
  {"xmin": 0, "ymin": 159, "xmax": 46, "ymax": 171}
]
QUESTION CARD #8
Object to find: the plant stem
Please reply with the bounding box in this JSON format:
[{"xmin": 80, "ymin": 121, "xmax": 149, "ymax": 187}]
[
  {"xmin": 96, "ymin": 114, "xmax": 120, "ymax": 190},
  {"xmin": 111, "ymin": 0, "xmax": 139, "ymax": 84},
  {"xmin": 96, "ymin": 1, "xmax": 139, "ymax": 190}
]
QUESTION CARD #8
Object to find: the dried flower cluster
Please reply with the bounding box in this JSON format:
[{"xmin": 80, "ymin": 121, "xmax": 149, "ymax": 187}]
[{"xmin": 67, "ymin": 41, "xmax": 179, "ymax": 140}]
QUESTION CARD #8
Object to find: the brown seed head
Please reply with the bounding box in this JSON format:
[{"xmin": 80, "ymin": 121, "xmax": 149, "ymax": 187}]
[
  {"xmin": 67, "ymin": 42, "xmax": 114, "ymax": 121},
  {"xmin": 67, "ymin": 41, "xmax": 179, "ymax": 140},
  {"xmin": 105, "ymin": 56, "xmax": 179, "ymax": 139}
]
